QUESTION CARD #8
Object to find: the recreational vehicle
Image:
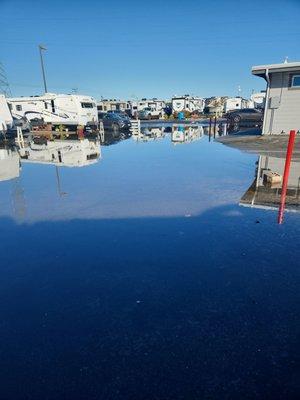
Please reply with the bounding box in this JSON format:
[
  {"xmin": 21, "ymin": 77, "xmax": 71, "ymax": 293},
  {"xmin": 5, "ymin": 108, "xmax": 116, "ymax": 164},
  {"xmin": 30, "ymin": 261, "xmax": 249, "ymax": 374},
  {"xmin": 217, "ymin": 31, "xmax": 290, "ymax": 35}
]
[
  {"xmin": 172, "ymin": 95, "xmax": 204, "ymax": 114},
  {"xmin": 0, "ymin": 94, "xmax": 13, "ymax": 133},
  {"xmin": 252, "ymin": 61, "xmax": 300, "ymax": 134},
  {"xmin": 8, "ymin": 93, "xmax": 98, "ymax": 128},
  {"xmin": 224, "ymin": 97, "xmax": 250, "ymax": 113}
]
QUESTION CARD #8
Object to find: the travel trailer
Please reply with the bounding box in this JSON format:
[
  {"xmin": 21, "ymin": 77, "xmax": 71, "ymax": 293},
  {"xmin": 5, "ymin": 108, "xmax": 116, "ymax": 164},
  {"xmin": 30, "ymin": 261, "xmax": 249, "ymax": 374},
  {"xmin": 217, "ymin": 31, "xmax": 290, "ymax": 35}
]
[
  {"xmin": 252, "ymin": 61, "xmax": 300, "ymax": 134},
  {"xmin": 19, "ymin": 139, "xmax": 101, "ymax": 167},
  {"xmin": 224, "ymin": 97, "xmax": 250, "ymax": 113},
  {"xmin": 172, "ymin": 95, "xmax": 204, "ymax": 113},
  {"xmin": 205, "ymin": 97, "xmax": 228, "ymax": 115},
  {"xmin": 250, "ymin": 92, "xmax": 266, "ymax": 109},
  {"xmin": 0, "ymin": 94, "xmax": 13, "ymax": 133},
  {"xmin": 97, "ymin": 99, "xmax": 131, "ymax": 114},
  {"xmin": 8, "ymin": 93, "xmax": 98, "ymax": 127}
]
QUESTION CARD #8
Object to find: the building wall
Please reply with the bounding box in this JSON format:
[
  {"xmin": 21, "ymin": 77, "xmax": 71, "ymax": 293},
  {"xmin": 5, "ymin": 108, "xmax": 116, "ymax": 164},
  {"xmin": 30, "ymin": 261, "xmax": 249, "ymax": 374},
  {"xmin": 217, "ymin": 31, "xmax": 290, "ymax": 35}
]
[{"xmin": 264, "ymin": 71, "xmax": 300, "ymax": 134}]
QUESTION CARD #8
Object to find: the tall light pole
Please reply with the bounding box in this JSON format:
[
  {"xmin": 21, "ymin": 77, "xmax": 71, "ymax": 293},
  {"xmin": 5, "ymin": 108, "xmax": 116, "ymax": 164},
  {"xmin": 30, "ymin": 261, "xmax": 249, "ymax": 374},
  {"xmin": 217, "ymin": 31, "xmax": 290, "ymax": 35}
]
[{"xmin": 39, "ymin": 44, "xmax": 48, "ymax": 93}]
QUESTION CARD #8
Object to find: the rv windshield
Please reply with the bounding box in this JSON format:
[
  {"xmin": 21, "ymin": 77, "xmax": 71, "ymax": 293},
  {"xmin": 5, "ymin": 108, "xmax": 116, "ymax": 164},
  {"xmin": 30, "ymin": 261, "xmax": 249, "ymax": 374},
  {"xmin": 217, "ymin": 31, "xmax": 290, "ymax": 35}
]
[{"xmin": 81, "ymin": 102, "xmax": 94, "ymax": 108}]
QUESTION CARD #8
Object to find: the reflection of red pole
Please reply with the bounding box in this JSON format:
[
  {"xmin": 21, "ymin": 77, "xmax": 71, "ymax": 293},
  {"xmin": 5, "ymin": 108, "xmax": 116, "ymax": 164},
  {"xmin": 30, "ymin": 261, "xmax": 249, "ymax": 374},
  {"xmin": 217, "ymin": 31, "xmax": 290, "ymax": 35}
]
[{"xmin": 278, "ymin": 130, "xmax": 296, "ymax": 224}]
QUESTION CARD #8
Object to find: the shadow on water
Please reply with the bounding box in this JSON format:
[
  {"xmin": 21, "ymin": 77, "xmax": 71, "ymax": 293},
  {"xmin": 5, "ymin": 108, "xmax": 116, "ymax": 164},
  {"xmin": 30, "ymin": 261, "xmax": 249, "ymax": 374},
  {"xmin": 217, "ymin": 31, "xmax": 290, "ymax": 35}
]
[{"xmin": 0, "ymin": 203, "xmax": 299, "ymax": 400}]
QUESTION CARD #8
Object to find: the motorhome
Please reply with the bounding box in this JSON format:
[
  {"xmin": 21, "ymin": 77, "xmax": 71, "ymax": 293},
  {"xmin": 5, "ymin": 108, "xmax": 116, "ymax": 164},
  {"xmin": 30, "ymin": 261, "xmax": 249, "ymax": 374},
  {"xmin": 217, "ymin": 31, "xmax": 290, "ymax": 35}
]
[
  {"xmin": 134, "ymin": 98, "xmax": 165, "ymax": 118},
  {"xmin": 8, "ymin": 93, "xmax": 98, "ymax": 127},
  {"xmin": 172, "ymin": 95, "xmax": 204, "ymax": 114},
  {"xmin": 19, "ymin": 139, "xmax": 101, "ymax": 167},
  {"xmin": 0, "ymin": 94, "xmax": 13, "ymax": 133}
]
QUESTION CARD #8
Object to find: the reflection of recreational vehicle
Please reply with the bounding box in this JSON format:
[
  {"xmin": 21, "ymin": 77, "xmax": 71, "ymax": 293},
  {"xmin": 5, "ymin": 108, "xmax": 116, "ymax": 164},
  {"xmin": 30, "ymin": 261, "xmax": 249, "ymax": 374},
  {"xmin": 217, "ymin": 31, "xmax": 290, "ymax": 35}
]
[
  {"xmin": 0, "ymin": 94, "xmax": 13, "ymax": 132},
  {"xmin": 8, "ymin": 93, "xmax": 98, "ymax": 127},
  {"xmin": 172, "ymin": 95, "xmax": 204, "ymax": 113},
  {"xmin": 19, "ymin": 139, "xmax": 101, "ymax": 167},
  {"xmin": 132, "ymin": 127, "xmax": 166, "ymax": 142},
  {"xmin": 240, "ymin": 155, "xmax": 300, "ymax": 212},
  {"xmin": 171, "ymin": 126, "xmax": 204, "ymax": 144},
  {"xmin": 0, "ymin": 147, "xmax": 20, "ymax": 182}
]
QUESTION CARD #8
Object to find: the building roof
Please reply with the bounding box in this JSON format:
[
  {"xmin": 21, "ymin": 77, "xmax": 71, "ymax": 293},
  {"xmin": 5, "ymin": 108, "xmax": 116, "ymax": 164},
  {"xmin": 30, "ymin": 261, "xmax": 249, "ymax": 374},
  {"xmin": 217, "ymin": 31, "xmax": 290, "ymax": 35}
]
[{"xmin": 252, "ymin": 62, "xmax": 300, "ymax": 79}]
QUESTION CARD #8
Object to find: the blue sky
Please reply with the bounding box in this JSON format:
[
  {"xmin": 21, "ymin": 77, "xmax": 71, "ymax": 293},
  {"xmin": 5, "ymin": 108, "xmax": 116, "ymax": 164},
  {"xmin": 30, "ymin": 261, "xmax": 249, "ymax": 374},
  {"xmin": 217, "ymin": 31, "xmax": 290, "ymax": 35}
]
[{"xmin": 1, "ymin": 0, "xmax": 299, "ymax": 100}]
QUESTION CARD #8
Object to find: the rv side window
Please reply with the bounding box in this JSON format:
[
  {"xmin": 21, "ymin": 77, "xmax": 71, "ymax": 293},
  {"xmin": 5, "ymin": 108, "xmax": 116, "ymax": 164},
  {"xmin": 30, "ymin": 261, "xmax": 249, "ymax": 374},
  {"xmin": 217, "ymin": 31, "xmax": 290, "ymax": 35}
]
[
  {"xmin": 81, "ymin": 102, "xmax": 94, "ymax": 108},
  {"xmin": 44, "ymin": 102, "xmax": 48, "ymax": 109},
  {"xmin": 16, "ymin": 105, "xmax": 22, "ymax": 111},
  {"xmin": 291, "ymin": 75, "xmax": 300, "ymax": 87}
]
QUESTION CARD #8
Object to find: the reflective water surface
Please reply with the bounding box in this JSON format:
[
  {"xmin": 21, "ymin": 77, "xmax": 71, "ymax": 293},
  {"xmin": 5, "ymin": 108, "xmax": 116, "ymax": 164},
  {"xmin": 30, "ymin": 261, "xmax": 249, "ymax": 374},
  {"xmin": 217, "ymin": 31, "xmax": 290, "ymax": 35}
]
[{"xmin": 0, "ymin": 125, "xmax": 299, "ymax": 399}]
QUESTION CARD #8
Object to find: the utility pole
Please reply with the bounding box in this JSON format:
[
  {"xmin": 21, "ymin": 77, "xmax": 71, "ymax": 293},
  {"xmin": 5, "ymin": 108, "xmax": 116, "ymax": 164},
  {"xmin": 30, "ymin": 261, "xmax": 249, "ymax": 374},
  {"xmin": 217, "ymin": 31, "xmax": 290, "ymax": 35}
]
[
  {"xmin": 0, "ymin": 62, "xmax": 12, "ymax": 97},
  {"xmin": 39, "ymin": 44, "xmax": 48, "ymax": 93}
]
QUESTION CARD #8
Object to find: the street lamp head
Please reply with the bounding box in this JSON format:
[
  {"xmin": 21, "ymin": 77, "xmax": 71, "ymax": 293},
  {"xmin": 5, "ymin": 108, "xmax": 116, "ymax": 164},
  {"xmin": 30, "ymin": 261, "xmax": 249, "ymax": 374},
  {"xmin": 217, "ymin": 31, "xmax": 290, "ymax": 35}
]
[{"xmin": 39, "ymin": 44, "xmax": 47, "ymax": 51}]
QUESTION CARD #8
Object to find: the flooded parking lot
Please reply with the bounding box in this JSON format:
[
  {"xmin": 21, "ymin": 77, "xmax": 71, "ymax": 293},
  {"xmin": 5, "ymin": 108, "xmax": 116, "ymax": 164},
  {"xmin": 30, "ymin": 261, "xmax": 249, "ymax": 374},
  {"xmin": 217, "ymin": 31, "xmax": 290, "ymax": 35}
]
[{"xmin": 0, "ymin": 124, "xmax": 299, "ymax": 399}]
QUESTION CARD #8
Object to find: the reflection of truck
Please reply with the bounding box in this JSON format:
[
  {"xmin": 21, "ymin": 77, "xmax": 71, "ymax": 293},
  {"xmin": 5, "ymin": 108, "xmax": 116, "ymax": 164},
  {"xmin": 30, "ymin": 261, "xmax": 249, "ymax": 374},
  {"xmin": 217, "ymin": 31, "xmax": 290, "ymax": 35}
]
[{"xmin": 7, "ymin": 93, "xmax": 98, "ymax": 128}]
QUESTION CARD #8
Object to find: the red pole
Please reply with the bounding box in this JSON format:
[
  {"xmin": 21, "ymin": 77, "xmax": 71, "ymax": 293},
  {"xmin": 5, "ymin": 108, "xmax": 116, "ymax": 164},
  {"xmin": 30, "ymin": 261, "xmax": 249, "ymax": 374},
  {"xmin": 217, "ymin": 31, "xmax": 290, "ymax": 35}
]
[{"xmin": 278, "ymin": 130, "xmax": 297, "ymax": 224}]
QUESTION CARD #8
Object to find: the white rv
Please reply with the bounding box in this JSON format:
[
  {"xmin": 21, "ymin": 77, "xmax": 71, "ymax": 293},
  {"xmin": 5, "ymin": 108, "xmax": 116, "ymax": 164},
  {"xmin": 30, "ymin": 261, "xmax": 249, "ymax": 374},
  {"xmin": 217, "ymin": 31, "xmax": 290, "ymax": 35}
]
[
  {"xmin": 224, "ymin": 97, "xmax": 250, "ymax": 113},
  {"xmin": 8, "ymin": 93, "xmax": 98, "ymax": 127},
  {"xmin": 172, "ymin": 95, "xmax": 204, "ymax": 114},
  {"xmin": 0, "ymin": 94, "xmax": 13, "ymax": 133}
]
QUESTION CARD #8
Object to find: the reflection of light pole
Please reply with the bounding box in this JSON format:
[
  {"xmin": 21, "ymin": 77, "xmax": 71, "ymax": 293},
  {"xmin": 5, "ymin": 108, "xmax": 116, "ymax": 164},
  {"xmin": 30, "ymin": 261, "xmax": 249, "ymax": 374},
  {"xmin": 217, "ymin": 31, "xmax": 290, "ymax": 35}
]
[
  {"xmin": 39, "ymin": 44, "xmax": 48, "ymax": 93},
  {"xmin": 55, "ymin": 166, "xmax": 67, "ymax": 197}
]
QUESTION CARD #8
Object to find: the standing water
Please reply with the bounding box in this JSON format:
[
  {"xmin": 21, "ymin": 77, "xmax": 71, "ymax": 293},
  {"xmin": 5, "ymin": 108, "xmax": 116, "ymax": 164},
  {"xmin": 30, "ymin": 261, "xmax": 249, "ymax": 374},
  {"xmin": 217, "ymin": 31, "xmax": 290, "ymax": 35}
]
[{"xmin": 0, "ymin": 125, "xmax": 299, "ymax": 399}]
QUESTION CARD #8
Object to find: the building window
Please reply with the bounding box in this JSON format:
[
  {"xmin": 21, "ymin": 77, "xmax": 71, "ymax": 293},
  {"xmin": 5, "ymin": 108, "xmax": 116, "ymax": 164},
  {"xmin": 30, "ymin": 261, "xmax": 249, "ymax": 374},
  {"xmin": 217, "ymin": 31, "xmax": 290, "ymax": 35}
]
[
  {"xmin": 16, "ymin": 104, "xmax": 22, "ymax": 111},
  {"xmin": 291, "ymin": 75, "xmax": 300, "ymax": 87},
  {"xmin": 98, "ymin": 105, "xmax": 103, "ymax": 111}
]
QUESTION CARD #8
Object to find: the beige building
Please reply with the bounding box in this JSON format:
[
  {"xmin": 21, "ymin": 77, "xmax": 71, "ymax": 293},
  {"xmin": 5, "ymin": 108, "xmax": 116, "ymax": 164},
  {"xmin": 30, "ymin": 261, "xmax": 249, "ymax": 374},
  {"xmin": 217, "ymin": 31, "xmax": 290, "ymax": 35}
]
[{"xmin": 252, "ymin": 62, "xmax": 300, "ymax": 135}]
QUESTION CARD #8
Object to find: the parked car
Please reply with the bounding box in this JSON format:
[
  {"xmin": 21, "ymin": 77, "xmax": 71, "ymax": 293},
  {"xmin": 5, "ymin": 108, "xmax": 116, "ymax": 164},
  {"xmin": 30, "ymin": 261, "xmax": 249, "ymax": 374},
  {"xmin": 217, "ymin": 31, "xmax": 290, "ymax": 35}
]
[
  {"xmin": 225, "ymin": 109, "xmax": 263, "ymax": 124},
  {"xmin": 138, "ymin": 107, "xmax": 164, "ymax": 120},
  {"xmin": 99, "ymin": 113, "xmax": 131, "ymax": 133},
  {"xmin": 107, "ymin": 110, "xmax": 131, "ymax": 123}
]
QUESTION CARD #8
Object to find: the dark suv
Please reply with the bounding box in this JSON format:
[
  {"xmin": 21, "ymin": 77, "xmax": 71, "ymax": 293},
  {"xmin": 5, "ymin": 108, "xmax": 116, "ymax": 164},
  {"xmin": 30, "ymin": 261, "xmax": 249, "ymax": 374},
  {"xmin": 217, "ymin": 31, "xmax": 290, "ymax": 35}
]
[
  {"xmin": 99, "ymin": 113, "xmax": 131, "ymax": 133},
  {"xmin": 225, "ymin": 109, "xmax": 263, "ymax": 124}
]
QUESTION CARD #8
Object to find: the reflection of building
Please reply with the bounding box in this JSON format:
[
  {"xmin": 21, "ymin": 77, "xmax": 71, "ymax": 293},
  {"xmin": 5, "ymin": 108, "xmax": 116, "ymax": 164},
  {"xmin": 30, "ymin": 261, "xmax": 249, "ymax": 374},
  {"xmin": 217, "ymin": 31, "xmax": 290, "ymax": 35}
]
[
  {"xmin": 240, "ymin": 155, "xmax": 300, "ymax": 212},
  {"xmin": 19, "ymin": 139, "xmax": 101, "ymax": 167},
  {"xmin": 171, "ymin": 126, "xmax": 204, "ymax": 144},
  {"xmin": 0, "ymin": 147, "xmax": 20, "ymax": 182},
  {"xmin": 252, "ymin": 61, "xmax": 300, "ymax": 135}
]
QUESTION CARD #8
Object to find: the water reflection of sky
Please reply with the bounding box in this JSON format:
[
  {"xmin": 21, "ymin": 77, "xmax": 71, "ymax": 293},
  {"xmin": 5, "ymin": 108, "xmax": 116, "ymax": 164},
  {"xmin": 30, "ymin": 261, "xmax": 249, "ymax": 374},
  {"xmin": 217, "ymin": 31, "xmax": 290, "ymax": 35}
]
[{"xmin": 0, "ymin": 133, "xmax": 256, "ymax": 222}]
